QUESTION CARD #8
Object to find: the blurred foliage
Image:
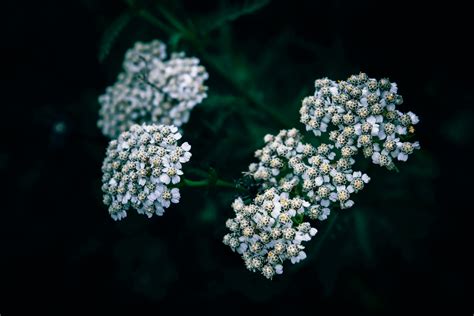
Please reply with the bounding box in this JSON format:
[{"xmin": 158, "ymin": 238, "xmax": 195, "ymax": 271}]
[
  {"xmin": 197, "ymin": 0, "xmax": 270, "ymax": 35},
  {"xmin": 2, "ymin": 0, "xmax": 471, "ymax": 313},
  {"xmin": 98, "ymin": 11, "xmax": 132, "ymax": 62}
]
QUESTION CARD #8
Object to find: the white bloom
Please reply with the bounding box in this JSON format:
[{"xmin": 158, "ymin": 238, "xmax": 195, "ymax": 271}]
[
  {"xmin": 397, "ymin": 152, "xmax": 409, "ymax": 161},
  {"xmin": 179, "ymin": 142, "xmax": 192, "ymax": 162},
  {"xmin": 98, "ymin": 40, "xmax": 209, "ymax": 139},
  {"xmin": 101, "ymin": 124, "xmax": 190, "ymax": 220},
  {"xmin": 408, "ymin": 111, "xmax": 419, "ymax": 124},
  {"xmin": 300, "ymin": 73, "xmax": 421, "ymax": 169},
  {"xmin": 372, "ymin": 151, "xmax": 381, "ymax": 164},
  {"xmin": 223, "ymin": 189, "xmax": 317, "ymax": 279},
  {"xmin": 275, "ymin": 264, "xmax": 283, "ymax": 274},
  {"xmin": 170, "ymin": 188, "xmax": 180, "ymax": 203},
  {"xmin": 160, "ymin": 160, "xmax": 183, "ymax": 184},
  {"xmin": 225, "ymin": 122, "xmax": 418, "ymax": 279},
  {"xmin": 290, "ymin": 251, "xmax": 307, "ymax": 264},
  {"xmin": 318, "ymin": 208, "xmax": 330, "ymax": 220}
]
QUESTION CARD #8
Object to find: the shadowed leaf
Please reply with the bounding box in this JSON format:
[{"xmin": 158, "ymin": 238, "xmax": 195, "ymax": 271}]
[
  {"xmin": 98, "ymin": 12, "xmax": 132, "ymax": 62},
  {"xmin": 199, "ymin": 0, "xmax": 271, "ymax": 34}
]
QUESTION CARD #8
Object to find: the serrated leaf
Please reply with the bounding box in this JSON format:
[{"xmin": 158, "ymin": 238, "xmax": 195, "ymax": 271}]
[
  {"xmin": 199, "ymin": 0, "xmax": 271, "ymax": 34},
  {"xmin": 98, "ymin": 12, "xmax": 132, "ymax": 63}
]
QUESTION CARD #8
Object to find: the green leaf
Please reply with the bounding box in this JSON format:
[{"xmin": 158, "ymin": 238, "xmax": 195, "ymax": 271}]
[
  {"xmin": 168, "ymin": 33, "xmax": 182, "ymax": 51},
  {"xmin": 199, "ymin": 0, "xmax": 271, "ymax": 35},
  {"xmin": 291, "ymin": 213, "xmax": 304, "ymax": 225},
  {"xmin": 98, "ymin": 12, "xmax": 132, "ymax": 63},
  {"xmin": 156, "ymin": 5, "xmax": 189, "ymax": 34},
  {"xmin": 208, "ymin": 167, "xmax": 218, "ymax": 185}
]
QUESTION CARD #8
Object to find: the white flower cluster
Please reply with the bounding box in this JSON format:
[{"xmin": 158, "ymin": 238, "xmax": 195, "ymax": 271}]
[
  {"xmin": 223, "ymin": 188, "xmax": 317, "ymax": 279},
  {"xmin": 224, "ymin": 129, "xmax": 370, "ymax": 278},
  {"xmin": 101, "ymin": 124, "xmax": 191, "ymax": 220},
  {"xmin": 249, "ymin": 129, "xmax": 370, "ymax": 213},
  {"xmin": 224, "ymin": 74, "xmax": 421, "ymax": 279},
  {"xmin": 98, "ymin": 40, "xmax": 209, "ymax": 139},
  {"xmin": 300, "ymin": 73, "xmax": 420, "ymax": 169}
]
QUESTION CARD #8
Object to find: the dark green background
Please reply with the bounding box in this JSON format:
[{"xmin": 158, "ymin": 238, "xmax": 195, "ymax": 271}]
[{"xmin": 2, "ymin": 0, "xmax": 472, "ymax": 313}]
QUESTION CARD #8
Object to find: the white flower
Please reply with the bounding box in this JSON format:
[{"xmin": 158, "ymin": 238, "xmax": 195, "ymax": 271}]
[
  {"xmin": 223, "ymin": 188, "xmax": 317, "ymax": 279},
  {"xmin": 179, "ymin": 142, "xmax": 192, "ymax": 162},
  {"xmin": 98, "ymin": 40, "xmax": 209, "ymax": 139},
  {"xmin": 225, "ymin": 73, "xmax": 422, "ymax": 279},
  {"xmin": 123, "ymin": 40, "xmax": 167, "ymax": 74},
  {"xmin": 160, "ymin": 160, "xmax": 183, "ymax": 184},
  {"xmin": 290, "ymin": 251, "xmax": 307, "ymax": 264},
  {"xmin": 318, "ymin": 208, "xmax": 330, "ymax": 220},
  {"xmin": 111, "ymin": 210, "xmax": 127, "ymax": 221},
  {"xmin": 366, "ymin": 116, "xmax": 381, "ymax": 136},
  {"xmin": 275, "ymin": 264, "xmax": 283, "ymax": 274},
  {"xmin": 170, "ymin": 188, "xmax": 180, "ymax": 203},
  {"xmin": 101, "ymin": 124, "xmax": 190, "ymax": 220},
  {"xmin": 397, "ymin": 152, "xmax": 409, "ymax": 161},
  {"xmin": 372, "ymin": 151, "xmax": 381, "ymax": 164},
  {"xmin": 300, "ymin": 73, "xmax": 421, "ymax": 169},
  {"xmin": 408, "ymin": 111, "xmax": 419, "ymax": 124}
]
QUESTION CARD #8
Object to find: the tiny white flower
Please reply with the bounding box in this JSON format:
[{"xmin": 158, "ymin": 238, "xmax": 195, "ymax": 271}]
[
  {"xmin": 344, "ymin": 200, "xmax": 354, "ymax": 208},
  {"xmin": 397, "ymin": 152, "xmax": 409, "ymax": 161},
  {"xmin": 154, "ymin": 203, "xmax": 165, "ymax": 216},
  {"xmin": 372, "ymin": 151, "xmax": 381, "ymax": 164},
  {"xmin": 318, "ymin": 208, "xmax": 330, "ymax": 220},
  {"xmin": 98, "ymin": 41, "xmax": 208, "ymax": 139},
  {"xmin": 275, "ymin": 264, "xmax": 283, "ymax": 274},
  {"xmin": 321, "ymin": 199, "xmax": 330, "ymax": 207},
  {"xmin": 101, "ymin": 124, "xmax": 191, "ymax": 220},
  {"xmin": 159, "ymin": 174, "xmax": 171, "ymax": 184},
  {"xmin": 237, "ymin": 243, "xmax": 248, "ymax": 254},
  {"xmin": 362, "ymin": 174, "xmax": 370, "ymax": 182},
  {"xmin": 408, "ymin": 111, "xmax": 419, "ymax": 124},
  {"xmin": 170, "ymin": 188, "xmax": 180, "ymax": 203}
]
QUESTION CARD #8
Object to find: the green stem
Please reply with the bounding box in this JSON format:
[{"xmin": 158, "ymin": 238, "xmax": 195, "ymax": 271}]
[
  {"xmin": 180, "ymin": 178, "xmax": 244, "ymax": 191},
  {"xmin": 215, "ymin": 179, "xmax": 239, "ymax": 189},
  {"xmin": 181, "ymin": 178, "xmax": 209, "ymax": 187},
  {"xmin": 136, "ymin": 9, "xmax": 175, "ymax": 35},
  {"xmin": 134, "ymin": 7, "xmax": 291, "ymax": 129}
]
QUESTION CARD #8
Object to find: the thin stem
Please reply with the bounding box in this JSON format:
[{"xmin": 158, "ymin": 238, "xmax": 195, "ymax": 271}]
[
  {"xmin": 180, "ymin": 177, "xmax": 245, "ymax": 192},
  {"xmin": 215, "ymin": 179, "xmax": 240, "ymax": 189},
  {"xmin": 181, "ymin": 178, "xmax": 209, "ymax": 187}
]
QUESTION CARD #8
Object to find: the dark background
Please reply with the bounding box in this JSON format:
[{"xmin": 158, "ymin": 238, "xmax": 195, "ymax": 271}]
[{"xmin": 2, "ymin": 0, "xmax": 472, "ymax": 313}]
